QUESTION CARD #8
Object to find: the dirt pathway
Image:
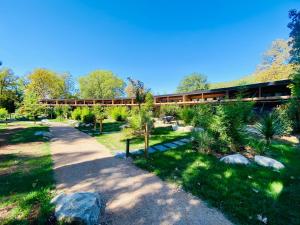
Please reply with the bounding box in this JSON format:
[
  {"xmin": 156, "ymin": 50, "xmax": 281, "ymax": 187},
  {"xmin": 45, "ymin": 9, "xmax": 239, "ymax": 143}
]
[{"xmin": 50, "ymin": 122, "xmax": 233, "ymax": 225}]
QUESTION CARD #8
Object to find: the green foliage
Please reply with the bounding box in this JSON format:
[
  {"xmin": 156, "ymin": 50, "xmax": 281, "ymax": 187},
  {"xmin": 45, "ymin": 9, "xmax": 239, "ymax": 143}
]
[
  {"xmin": 143, "ymin": 92, "xmax": 154, "ymax": 111},
  {"xmin": 191, "ymin": 130, "xmax": 215, "ymax": 153},
  {"xmin": 275, "ymin": 105, "xmax": 293, "ymax": 135},
  {"xmin": 0, "ymin": 107, "xmax": 8, "ymax": 121},
  {"xmin": 179, "ymin": 107, "xmax": 195, "ymax": 125},
  {"xmin": 80, "ymin": 107, "xmax": 95, "ymax": 123},
  {"xmin": 159, "ymin": 105, "xmax": 180, "ymax": 118},
  {"xmin": 127, "ymin": 77, "xmax": 150, "ymax": 108},
  {"xmin": 79, "ymin": 70, "xmax": 125, "ymax": 98},
  {"xmin": 288, "ymin": 9, "xmax": 300, "ymax": 64},
  {"xmin": 93, "ymin": 105, "xmax": 107, "ymax": 132},
  {"xmin": 54, "ymin": 105, "xmax": 71, "ymax": 119},
  {"xmin": 286, "ymin": 99, "xmax": 300, "ymax": 132},
  {"xmin": 210, "ymin": 101, "xmax": 253, "ymax": 151},
  {"xmin": 176, "ymin": 73, "xmax": 209, "ymax": 93},
  {"xmin": 255, "ymin": 112, "xmax": 284, "ymax": 145},
  {"xmin": 192, "ymin": 105, "xmax": 214, "ymax": 129},
  {"xmin": 18, "ymin": 92, "xmax": 46, "ymax": 121},
  {"xmin": 71, "ymin": 107, "xmax": 82, "ymax": 120},
  {"xmin": 27, "ymin": 68, "xmax": 72, "ymax": 99},
  {"xmin": 109, "ymin": 106, "xmax": 128, "ymax": 122}
]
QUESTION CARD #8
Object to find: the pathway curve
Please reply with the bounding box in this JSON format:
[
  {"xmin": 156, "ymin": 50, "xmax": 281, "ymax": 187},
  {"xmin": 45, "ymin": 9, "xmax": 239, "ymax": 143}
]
[{"xmin": 50, "ymin": 122, "xmax": 233, "ymax": 225}]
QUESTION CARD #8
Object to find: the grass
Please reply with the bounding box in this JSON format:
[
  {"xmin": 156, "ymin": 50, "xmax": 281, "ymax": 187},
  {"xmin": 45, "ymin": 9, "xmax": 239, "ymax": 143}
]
[
  {"xmin": 133, "ymin": 140, "xmax": 300, "ymax": 225},
  {"xmin": 77, "ymin": 119, "xmax": 190, "ymax": 153},
  {"xmin": 0, "ymin": 122, "xmax": 55, "ymax": 225}
]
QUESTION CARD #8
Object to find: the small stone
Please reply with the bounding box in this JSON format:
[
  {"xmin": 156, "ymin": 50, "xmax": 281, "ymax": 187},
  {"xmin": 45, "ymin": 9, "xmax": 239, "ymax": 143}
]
[{"xmin": 257, "ymin": 214, "xmax": 268, "ymax": 224}]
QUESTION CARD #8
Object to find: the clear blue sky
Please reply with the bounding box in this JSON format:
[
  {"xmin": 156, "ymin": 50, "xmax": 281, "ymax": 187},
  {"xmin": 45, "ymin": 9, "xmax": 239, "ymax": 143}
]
[{"xmin": 0, "ymin": 0, "xmax": 299, "ymax": 94}]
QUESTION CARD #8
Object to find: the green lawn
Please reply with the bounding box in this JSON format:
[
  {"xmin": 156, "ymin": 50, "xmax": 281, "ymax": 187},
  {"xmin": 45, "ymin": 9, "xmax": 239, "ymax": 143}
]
[
  {"xmin": 133, "ymin": 140, "xmax": 300, "ymax": 225},
  {"xmin": 77, "ymin": 119, "xmax": 190, "ymax": 153},
  {"xmin": 0, "ymin": 122, "xmax": 55, "ymax": 225}
]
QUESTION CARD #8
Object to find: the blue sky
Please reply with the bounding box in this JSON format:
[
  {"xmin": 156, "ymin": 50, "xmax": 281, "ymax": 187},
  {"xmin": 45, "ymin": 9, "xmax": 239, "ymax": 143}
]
[{"xmin": 0, "ymin": 0, "xmax": 299, "ymax": 94}]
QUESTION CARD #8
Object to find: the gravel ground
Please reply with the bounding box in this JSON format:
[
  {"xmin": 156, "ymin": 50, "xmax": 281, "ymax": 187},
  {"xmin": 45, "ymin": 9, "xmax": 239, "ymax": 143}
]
[{"xmin": 50, "ymin": 122, "xmax": 233, "ymax": 225}]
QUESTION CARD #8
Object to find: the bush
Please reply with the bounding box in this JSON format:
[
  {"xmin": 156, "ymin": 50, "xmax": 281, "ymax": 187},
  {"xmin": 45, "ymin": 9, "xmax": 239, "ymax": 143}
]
[
  {"xmin": 192, "ymin": 105, "xmax": 214, "ymax": 129},
  {"xmin": 210, "ymin": 101, "xmax": 253, "ymax": 151},
  {"xmin": 286, "ymin": 99, "xmax": 300, "ymax": 132},
  {"xmin": 179, "ymin": 107, "xmax": 195, "ymax": 125},
  {"xmin": 81, "ymin": 107, "xmax": 95, "ymax": 123},
  {"xmin": 0, "ymin": 108, "xmax": 8, "ymax": 122},
  {"xmin": 159, "ymin": 105, "xmax": 180, "ymax": 118},
  {"xmin": 191, "ymin": 130, "xmax": 215, "ymax": 153},
  {"xmin": 72, "ymin": 107, "xmax": 82, "ymax": 120},
  {"xmin": 109, "ymin": 106, "xmax": 128, "ymax": 121},
  {"xmin": 275, "ymin": 105, "xmax": 293, "ymax": 135},
  {"xmin": 255, "ymin": 111, "xmax": 284, "ymax": 145},
  {"xmin": 54, "ymin": 105, "xmax": 70, "ymax": 119}
]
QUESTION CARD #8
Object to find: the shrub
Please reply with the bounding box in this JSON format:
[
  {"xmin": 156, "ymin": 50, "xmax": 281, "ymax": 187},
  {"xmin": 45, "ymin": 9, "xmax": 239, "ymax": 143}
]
[
  {"xmin": 275, "ymin": 105, "xmax": 293, "ymax": 135},
  {"xmin": 191, "ymin": 130, "xmax": 215, "ymax": 153},
  {"xmin": 71, "ymin": 107, "xmax": 82, "ymax": 120},
  {"xmin": 54, "ymin": 105, "xmax": 64, "ymax": 119},
  {"xmin": 210, "ymin": 101, "xmax": 253, "ymax": 151},
  {"xmin": 109, "ymin": 106, "xmax": 128, "ymax": 121},
  {"xmin": 192, "ymin": 105, "xmax": 214, "ymax": 129},
  {"xmin": 179, "ymin": 107, "xmax": 195, "ymax": 125},
  {"xmin": 81, "ymin": 107, "xmax": 95, "ymax": 123},
  {"xmin": 255, "ymin": 111, "xmax": 284, "ymax": 145},
  {"xmin": 159, "ymin": 105, "xmax": 180, "ymax": 118},
  {"xmin": 0, "ymin": 108, "xmax": 8, "ymax": 122},
  {"xmin": 286, "ymin": 99, "xmax": 300, "ymax": 132}
]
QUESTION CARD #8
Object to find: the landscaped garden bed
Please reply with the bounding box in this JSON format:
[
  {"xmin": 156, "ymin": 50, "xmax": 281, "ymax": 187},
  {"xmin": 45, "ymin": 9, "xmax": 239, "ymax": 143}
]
[{"xmin": 132, "ymin": 138, "xmax": 300, "ymax": 225}]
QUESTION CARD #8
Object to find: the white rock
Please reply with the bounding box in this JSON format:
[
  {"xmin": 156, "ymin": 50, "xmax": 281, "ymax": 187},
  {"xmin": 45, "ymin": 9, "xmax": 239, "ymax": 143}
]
[
  {"xmin": 193, "ymin": 127, "xmax": 204, "ymax": 132},
  {"xmin": 172, "ymin": 124, "xmax": 178, "ymax": 131},
  {"xmin": 257, "ymin": 214, "xmax": 268, "ymax": 224},
  {"xmin": 41, "ymin": 119, "xmax": 49, "ymax": 124},
  {"xmin": 51, "ymin": 192, "xmax": 103, "ymax": 225},
  {"xmin": 254, "ymin": 155, "xmax": 285, "ymax": 170},
  {"xmin": 220, "ymin": 154, "xmax": 250, "ymax": 165}
]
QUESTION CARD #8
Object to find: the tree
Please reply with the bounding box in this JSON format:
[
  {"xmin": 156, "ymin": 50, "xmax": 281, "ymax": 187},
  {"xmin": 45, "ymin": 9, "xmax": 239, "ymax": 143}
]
[
  {"xmin": 93, "ymin": 106, "xmax": 107, "ymax": 132},
  {"xmin": 125, "ymin": 78, "xmax": 152, "ymax": 157},
  {"xmin": 19, "ymin": 92, "xmax": 45, "ymax": 123},
  {"xmin": 288, "ymin": 9, "xmax": 300, "ymax": 64},
  {"xmin": 0, "ymin": 68, "xmax": 20, "ymax": 113},
  {"xmin": 127, "ymin": 77, "xmax": 150, "ymax": 109},
  {"xmin": 0, "ymin": 108, "xmax": 8, "ymax": 124},
  {"xmin": 257, "ymin": 39, "xmax": 291, "ymax": 71},
  {"xmin": 79, "ymin": 70, "xmax": 125, "ymax": 99},
  {"xmin": 26, "ymin": 68, "xmax": 71, "ymax": 99},
  {"xmin": 176, "ymin": 73, "xmax": 209, "ymax": 93}
]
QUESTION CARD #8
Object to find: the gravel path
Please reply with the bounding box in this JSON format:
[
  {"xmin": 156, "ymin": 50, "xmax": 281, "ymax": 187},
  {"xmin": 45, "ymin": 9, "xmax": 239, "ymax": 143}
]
[{"xmin": 50, "ymin": 122, "xmax": 233, "ymax": 225}]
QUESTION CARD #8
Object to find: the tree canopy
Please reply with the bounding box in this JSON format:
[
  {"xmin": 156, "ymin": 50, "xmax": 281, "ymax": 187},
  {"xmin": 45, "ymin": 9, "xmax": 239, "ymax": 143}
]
[
  {"xmin": 26, "ymin": 68, "xmax": 72, "ymax": 99},
  {"xmin": 176, "ymin": 73, "xmax": 209, "ymax": 93},
  {"xmin": 79, "ymin": 70, "xmax": 125, "ymax": 99}
]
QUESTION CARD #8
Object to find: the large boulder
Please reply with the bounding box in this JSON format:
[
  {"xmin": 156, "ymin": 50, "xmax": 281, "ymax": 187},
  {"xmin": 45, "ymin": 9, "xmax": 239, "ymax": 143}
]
[
  {"xmin": 220, "ymin": 154, "xmax": 250, "ymax": 165},
  {"xmin": 254, "ymin": 155, "xmax": 285, "ymax": 170},
  {"xmin": 51, "ymin": 192, "xmax": 103, "ymax": 225}
]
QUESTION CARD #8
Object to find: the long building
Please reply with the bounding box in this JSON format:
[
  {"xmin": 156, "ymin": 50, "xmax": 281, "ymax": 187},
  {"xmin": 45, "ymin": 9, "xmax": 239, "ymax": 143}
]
[{"xmin": 39, "ymin": 79, "xmax": 292, "ymax": 107}]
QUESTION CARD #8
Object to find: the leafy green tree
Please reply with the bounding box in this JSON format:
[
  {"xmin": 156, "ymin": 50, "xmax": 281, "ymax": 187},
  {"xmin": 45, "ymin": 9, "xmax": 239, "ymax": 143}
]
[
  {"xmin": 81, "ymin": 107, "xmax": 95, "ymax": 124},
  {"xmin": 71, "ymin": 107, "xmax": 82, "ymax": 120},
  {"xmin": 0, "ymin": 108, "xmax": 8, "ymax": 124},
  {"xmin": 179, "ymin": 107, "xmax": 195, "ymax": 125},
  {"xmin": 27, "ymin": 68, "xmax": 71, "ymax": 99},
  {"xmin": 288, "ymin": 9, "xmax": 300, "ymax": 64},
  {"xmin": 93, "ymin": 106, "xmax": 107, "ymax": 132},
  {"xmin": 144, "ymin": 92, "xmax": 154, "ymax": 112},
  {"xmin": 127, "ymin": 77, "xmax": 150, "ymax": 109},
  {"xmin": 108, "ymin": 106, "xmax": 128, "ymax": 121},
  {"xmin": 19, "ymin": 92, "xmax": 45, "ymax": 123},
  {"xmin": 79, "ymin": 70, "xmax": 125, "ymax": 99},
  {"xmin": 176, "ymin": 73, "xmax": 209, "ymax": 93}
]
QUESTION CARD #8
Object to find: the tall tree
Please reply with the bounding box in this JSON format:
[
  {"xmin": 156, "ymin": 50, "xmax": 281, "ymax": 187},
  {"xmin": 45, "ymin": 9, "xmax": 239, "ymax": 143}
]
[
  {"xmin": 26, "ymin": 68, "xmax": 70, "ymax": 99},
  {"xmin": 79, "ymin": 70, "xmax": 125, "ymax": 99},
  {"xmin": 176, "ymin": 73, "xmax": 209, "ymax": 93},
  {"xmin": 127, "ymin": 77, "xmax": 150, "ymax": 109}
]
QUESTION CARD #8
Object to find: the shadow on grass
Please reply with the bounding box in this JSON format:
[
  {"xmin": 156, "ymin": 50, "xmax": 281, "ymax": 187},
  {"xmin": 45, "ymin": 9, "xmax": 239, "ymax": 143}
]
[
  {"xmin": 133, "ymin": 144, "xmax": 300, "ymax": 225},
  {"xmin": 0, "ymin": 124, "xmax": 55, "ymax": 225}
]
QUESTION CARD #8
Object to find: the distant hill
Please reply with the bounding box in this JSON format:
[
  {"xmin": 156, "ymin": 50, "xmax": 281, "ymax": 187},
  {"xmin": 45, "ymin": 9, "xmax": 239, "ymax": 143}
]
[{"xmin": 209, "ymin": 64, "xmax": 294, "ymax": 89}]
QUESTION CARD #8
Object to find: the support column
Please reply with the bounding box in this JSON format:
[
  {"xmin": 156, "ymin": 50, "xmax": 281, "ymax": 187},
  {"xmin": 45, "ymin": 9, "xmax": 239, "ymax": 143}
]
[{"xmin": 259, "ymin": 87, "xmax": 262, "ymax": 98}]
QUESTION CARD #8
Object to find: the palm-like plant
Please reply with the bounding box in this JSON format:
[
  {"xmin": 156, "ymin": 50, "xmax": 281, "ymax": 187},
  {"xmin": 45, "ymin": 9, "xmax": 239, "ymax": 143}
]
[{"xmin": 255, "ymin": 112, "xmax": 283, "ymax": 146}]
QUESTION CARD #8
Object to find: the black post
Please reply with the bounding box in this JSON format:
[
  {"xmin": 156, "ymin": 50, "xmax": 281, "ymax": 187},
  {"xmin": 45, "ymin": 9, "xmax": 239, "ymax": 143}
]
[{"xmin": 126, "ymin": 139, "xmax": 130, "ymax": 158}]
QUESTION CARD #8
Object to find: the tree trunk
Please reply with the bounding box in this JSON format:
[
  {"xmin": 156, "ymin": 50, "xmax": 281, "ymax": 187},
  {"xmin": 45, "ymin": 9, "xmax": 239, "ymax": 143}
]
[
  {"xmin": 144, "ymin": 123, "xmax": 149, "ymax": 158},
  {"xmin": 94, "ymin": 119, "xmax": 97, "ymax": 131}
]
